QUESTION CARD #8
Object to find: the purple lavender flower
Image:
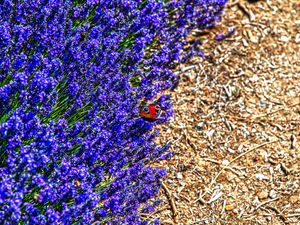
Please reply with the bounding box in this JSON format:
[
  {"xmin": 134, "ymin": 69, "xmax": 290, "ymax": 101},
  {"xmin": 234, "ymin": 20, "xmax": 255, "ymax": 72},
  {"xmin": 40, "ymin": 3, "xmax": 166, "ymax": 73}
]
[
  {"xmin": 0, "ymin": 0, "xmax": 227, "ymax": 224},
  {"xmin": 216, "ymin": 26, "xmax": 236, "ymax": 41}
]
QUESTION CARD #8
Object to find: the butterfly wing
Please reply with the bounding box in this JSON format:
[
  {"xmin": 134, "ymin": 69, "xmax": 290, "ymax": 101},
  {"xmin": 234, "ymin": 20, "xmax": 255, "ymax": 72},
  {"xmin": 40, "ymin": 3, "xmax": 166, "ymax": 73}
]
[{"xmin": 139, "ymin": 104, "xmax": 161, "ymax": 122}]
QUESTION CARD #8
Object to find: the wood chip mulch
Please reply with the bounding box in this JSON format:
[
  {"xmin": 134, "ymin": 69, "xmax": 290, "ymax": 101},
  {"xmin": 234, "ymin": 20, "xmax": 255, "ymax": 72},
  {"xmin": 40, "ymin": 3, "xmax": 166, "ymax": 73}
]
[{"xmin": 151, "ymin": 0, "xmax": 300, "ymax": 224}]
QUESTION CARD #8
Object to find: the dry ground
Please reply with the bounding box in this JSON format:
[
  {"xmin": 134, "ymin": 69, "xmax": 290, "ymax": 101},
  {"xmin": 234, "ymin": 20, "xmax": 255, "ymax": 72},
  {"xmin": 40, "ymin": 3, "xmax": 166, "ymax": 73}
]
[{"xmin": 153, "ymin": 0, "xmax": 300, "ymax": 224}]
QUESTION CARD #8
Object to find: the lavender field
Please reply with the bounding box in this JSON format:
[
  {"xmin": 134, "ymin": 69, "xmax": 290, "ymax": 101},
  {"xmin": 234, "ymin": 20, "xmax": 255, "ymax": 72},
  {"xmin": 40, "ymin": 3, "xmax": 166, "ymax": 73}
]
[{"xmin": 0, "ymin": 0, "xmax": 227, "ymax": 224}]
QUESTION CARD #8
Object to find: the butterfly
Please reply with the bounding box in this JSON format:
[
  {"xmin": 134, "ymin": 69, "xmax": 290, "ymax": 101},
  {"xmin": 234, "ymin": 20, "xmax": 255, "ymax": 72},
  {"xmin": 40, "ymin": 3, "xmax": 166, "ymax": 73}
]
[{"xmin": 139, "ymin": 104, "xmax": 162, "ymax": 122}]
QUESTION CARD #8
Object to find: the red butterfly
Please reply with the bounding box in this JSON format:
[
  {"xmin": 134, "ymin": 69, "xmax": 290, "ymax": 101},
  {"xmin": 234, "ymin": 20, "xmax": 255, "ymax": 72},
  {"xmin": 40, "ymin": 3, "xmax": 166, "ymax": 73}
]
[{"xmin": 139, "ymin": 104, "xmax": 162, "ymax": 122}]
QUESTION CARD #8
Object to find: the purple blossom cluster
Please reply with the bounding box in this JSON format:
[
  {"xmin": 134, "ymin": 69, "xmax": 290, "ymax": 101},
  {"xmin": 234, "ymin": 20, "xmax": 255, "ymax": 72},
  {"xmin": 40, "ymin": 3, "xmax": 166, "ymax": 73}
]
[{"xmin": 0, "ymin": 0, "xmax": 227, "ymax": 224}]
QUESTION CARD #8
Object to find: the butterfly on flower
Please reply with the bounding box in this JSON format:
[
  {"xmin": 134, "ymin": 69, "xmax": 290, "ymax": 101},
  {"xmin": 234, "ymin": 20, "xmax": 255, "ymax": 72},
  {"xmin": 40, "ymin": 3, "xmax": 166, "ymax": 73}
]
[{"xmin": 139, "ymin": 104, "xmax": 162, "ymax": 122}]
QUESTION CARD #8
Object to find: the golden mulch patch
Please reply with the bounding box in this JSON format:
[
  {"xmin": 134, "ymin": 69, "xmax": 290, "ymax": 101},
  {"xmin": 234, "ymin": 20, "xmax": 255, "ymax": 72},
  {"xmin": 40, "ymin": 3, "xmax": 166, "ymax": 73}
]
[{"xmin": 152, "ymin": 0, "xmax": 300, "ymax": 224}]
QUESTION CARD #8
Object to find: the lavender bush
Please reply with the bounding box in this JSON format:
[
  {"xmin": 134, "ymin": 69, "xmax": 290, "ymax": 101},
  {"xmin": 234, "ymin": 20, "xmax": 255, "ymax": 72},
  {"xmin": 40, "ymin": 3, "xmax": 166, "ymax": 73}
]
[{"xmin": 0, "ymin": 0, "xmax": 227, "ymax": 224}]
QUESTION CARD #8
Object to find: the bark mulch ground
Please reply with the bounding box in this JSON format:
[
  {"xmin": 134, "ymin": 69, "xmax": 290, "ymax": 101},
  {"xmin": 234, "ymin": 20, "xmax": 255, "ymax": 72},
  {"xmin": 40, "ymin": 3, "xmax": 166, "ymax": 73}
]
[{"xmin": 151, "ymin": 0, "xmax": 300, "ymax": 224}]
